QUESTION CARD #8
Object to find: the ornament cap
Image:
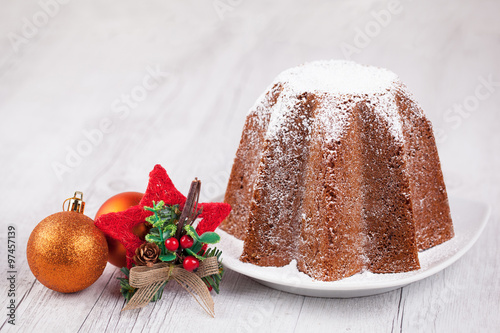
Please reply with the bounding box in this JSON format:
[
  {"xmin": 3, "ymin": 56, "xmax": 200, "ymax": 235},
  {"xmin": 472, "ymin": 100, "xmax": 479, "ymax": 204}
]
[{"xmin": 63, "ymin": 191, "xmax": 85, "ymax": 214}]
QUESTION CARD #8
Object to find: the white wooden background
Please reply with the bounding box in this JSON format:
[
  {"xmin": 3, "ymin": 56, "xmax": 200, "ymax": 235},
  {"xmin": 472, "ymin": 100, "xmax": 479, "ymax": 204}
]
[{"xmin": 1, "ymin": 0, "xmax": 499, "ymax": 332}]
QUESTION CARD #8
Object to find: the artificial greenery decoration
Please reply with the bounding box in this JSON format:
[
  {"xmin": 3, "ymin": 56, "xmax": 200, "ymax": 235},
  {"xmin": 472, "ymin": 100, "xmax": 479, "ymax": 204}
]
[{"xmin": 118, "ymin": 196, "xmax": 225, "ymax": 304}]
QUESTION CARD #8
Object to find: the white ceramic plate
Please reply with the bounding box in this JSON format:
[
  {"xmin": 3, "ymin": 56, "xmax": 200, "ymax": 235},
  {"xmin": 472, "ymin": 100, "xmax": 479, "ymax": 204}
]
[{"xmin": 215, "ymin": 195, "xmax": 491, "ymax": 298}]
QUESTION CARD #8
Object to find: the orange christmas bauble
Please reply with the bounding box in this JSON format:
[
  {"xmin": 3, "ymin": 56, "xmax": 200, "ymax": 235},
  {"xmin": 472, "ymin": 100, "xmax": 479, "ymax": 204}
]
[
  {"xmin": 27, "ymin": 211, "xmax": 108, "ymax": 293},
  {"xmin": 95, "ymin": 192, "xmax": 150, "ymax": 268}
]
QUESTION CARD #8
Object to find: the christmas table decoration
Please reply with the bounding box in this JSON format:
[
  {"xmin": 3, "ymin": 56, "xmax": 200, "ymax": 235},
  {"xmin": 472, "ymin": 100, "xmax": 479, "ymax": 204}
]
[
  {"xmin": 94, "ymin": 191, "xmax": 148, "ymax": 268},
  {"xmin": 95, "ymin": 165, "xmax": 231, "ymax": 316},
  {"xmin": 27, "ymin": 192, "xmax": 108, "ymax": 293}
]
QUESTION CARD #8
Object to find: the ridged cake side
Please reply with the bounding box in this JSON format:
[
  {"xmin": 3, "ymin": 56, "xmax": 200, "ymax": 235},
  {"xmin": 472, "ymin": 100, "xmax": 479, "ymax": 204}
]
[
  {"xmin": 394, "ymin": 86, "xmax": 454, "ymax": 250},
  {"xmin": 239, "ymin": 92, "xmax": 317, "ymax": 266},
  {"xmin": 298, "ymin": 95, "xmax": 366, "ymax": 280},
  {"xmin": 221, "ymin": 84, "xmax": 282, "ymax": 240}
]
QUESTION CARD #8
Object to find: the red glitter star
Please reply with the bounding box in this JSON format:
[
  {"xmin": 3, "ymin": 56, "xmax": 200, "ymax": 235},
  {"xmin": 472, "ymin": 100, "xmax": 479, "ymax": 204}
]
[{"xmin": 95, "ymin": 165, "xmax": 231, "ymax": 268}]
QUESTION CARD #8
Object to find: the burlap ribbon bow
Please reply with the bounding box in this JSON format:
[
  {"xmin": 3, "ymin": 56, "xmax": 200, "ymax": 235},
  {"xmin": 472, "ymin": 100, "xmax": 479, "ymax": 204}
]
[{"xmin": 122, "ymin": 256, "xmax": 219, "ymax": 316}]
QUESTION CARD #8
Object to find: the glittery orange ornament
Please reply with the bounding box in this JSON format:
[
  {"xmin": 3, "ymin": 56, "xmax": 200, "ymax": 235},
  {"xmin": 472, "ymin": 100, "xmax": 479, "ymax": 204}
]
[
  {"xmin": 95, "ymin": 192, "xmax": 150, "ymax": 268},
  {"xmin": 27, "ymin": 192, "xmax": 108, "ymax": 293}
]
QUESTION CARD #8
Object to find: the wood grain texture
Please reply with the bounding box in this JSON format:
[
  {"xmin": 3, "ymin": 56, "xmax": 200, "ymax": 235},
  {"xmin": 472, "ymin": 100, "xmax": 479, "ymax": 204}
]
[{"xmin": 0, "ymin": 0, "xmax": 499, "ymax": 332}]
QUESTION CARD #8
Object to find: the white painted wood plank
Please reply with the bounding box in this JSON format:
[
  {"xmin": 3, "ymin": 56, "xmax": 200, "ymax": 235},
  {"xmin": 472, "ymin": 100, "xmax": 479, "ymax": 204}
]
[{"xmin": 294, "ymin": 289, "xmax": 402, "ymax": 333}]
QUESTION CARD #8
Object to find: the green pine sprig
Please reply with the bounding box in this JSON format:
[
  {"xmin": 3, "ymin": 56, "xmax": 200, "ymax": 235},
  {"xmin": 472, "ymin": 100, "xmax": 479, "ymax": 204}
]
[
  {"xmin": 118, "ymin": 267, "xmax": 167, "ymax": 303},
  {"xmin": 118, "ymin": 267, "xmax": 136, "ymax": 302},
  {"xmin": 201, "ymin": 247, "xmax": 224, "ymax": 294}
]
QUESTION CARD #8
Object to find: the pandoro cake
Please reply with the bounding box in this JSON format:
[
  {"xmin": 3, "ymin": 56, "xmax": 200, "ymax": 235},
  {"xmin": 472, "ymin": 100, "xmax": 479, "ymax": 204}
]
[{"xmin": 221, "ymin": 60, "xmax": 454, "ymax": 281}]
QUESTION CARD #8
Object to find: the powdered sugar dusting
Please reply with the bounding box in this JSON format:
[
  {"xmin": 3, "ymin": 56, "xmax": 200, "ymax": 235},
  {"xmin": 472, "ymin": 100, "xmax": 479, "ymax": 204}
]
[
  {"xmin": 373, "ymin": 89, "xmax": 405, "ymax": 142},
  {"xmin": 265, "ymin": 91, "xmax": 303, "ymax": 139},
  {"xmin": 276, "ymin": 60, "xmax": 398, "ymax": 95},
  {"xmin": 253, "ymin": 60, "xmax": 406, "ymax": 144}
]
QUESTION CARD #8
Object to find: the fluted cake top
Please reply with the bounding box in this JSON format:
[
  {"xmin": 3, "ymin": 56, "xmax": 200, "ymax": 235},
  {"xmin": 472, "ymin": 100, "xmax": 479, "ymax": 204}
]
[
  {"xmin": 274, "ymin": 60, "xmax": 399, "ymax": 95},
  {"xmin": 253, "ymin": 60, "xmax": 412, "ymax": 143}
]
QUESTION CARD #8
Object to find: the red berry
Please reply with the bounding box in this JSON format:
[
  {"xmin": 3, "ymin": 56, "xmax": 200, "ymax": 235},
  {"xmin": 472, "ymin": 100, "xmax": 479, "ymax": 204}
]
[
  {"xmin": 165, "ymin": 237, "xmax": 179, "ymax": 251},
  {"xmin": 180, "ymin": 235, "xmax": 194, "ymax": 248},
  {"xmin": 183, "ymin": 256, "xmax": 199, "ymax": 272}
]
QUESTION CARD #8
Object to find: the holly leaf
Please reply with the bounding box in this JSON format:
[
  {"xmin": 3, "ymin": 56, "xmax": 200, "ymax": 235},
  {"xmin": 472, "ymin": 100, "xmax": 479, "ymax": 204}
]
[
  {"xmin": 159, "ymin": 252, "xmax": 176, "ymax": 262},
  {"xmin": 184, "ymin": 225, "xmax": 220, "ymax": 244},
  {"xmin": 198, "ymin": 232, "xmax": 220, "ymax": 244},
  {"xmin": 184, "ymin": 225, "xmax": 201, "ymax": 241},
  {"xmin": 190, "ymin": 240, "xmax": 203, "ymax": 254},
  {"xmin": 185, "ymin": 248, "xmax": 205, "ymax": 261}
]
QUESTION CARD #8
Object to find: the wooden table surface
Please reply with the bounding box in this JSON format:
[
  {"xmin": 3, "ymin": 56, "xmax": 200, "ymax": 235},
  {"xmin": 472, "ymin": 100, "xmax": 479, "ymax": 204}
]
[{"xmin": 1, "ymin": 1, "xmax": 499, "ymax": 332}]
